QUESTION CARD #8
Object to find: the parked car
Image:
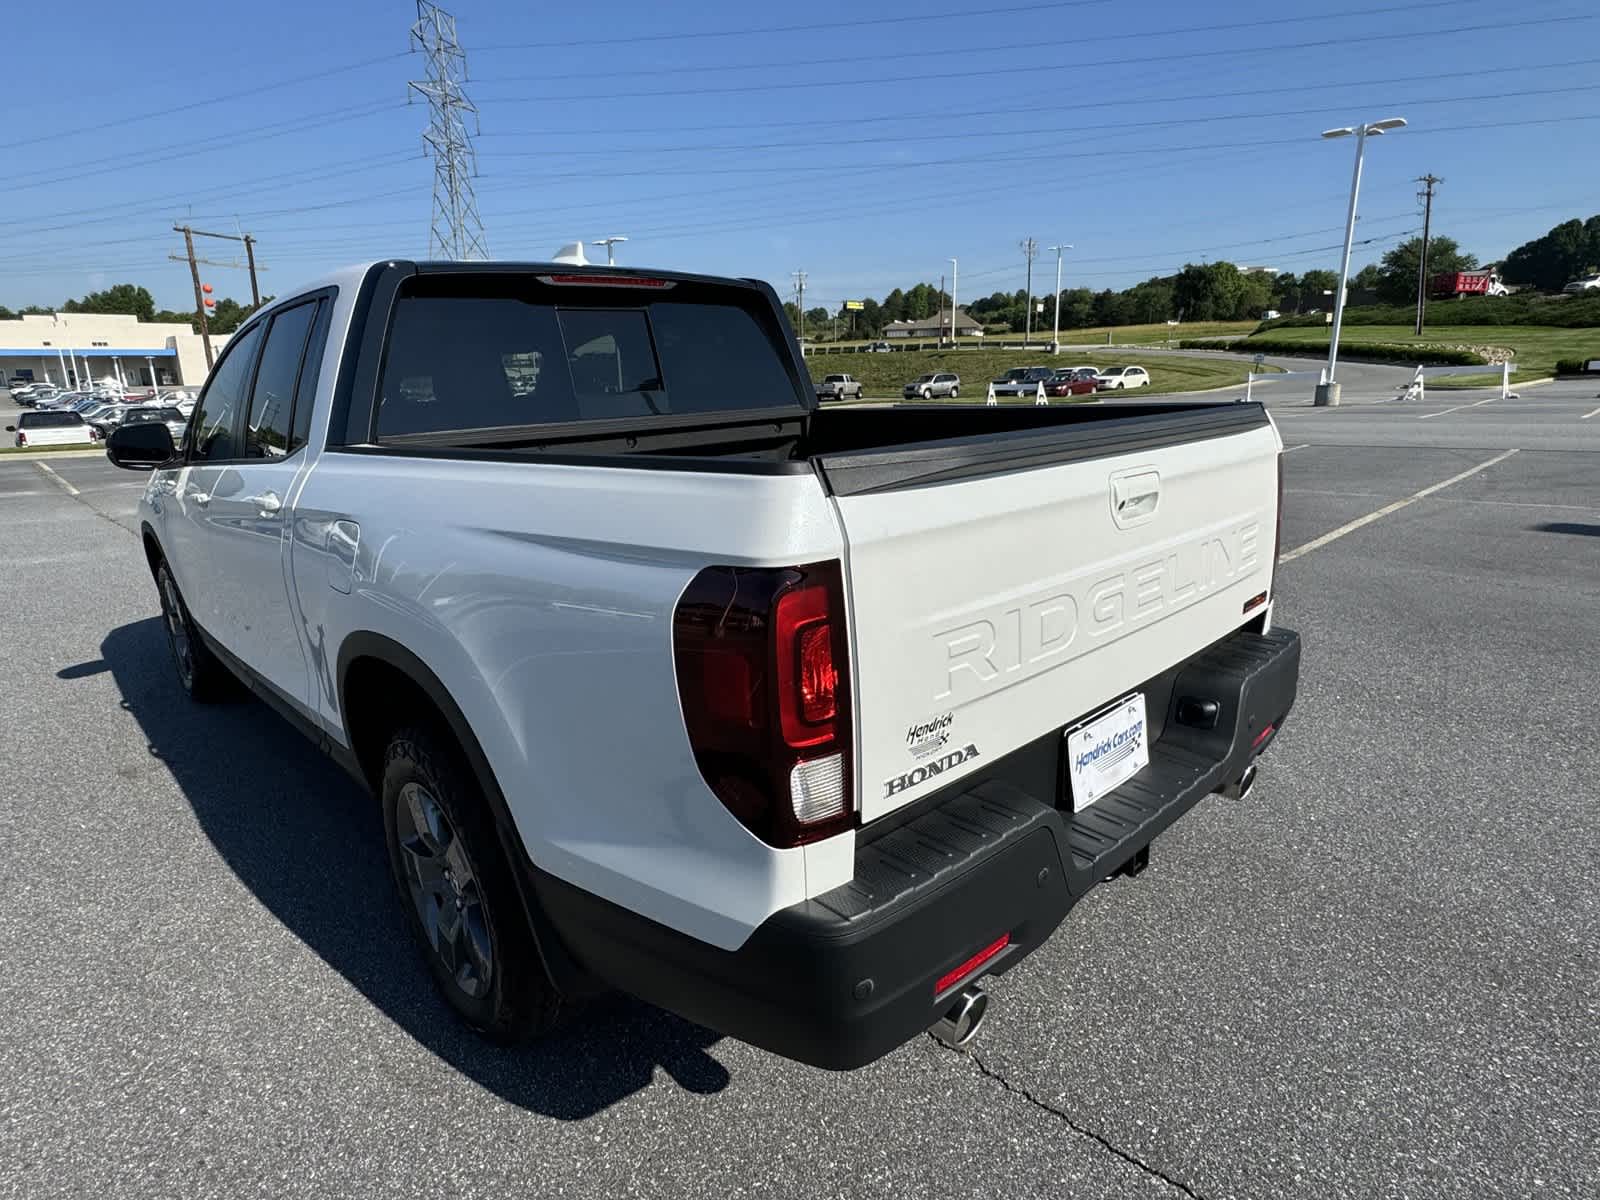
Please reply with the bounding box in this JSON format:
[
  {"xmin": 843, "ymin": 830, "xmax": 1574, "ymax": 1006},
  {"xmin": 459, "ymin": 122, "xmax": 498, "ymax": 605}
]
[
  {"xmin": 864, "ymin": 341, "xmax": 893, "ymax": 353},
  {"xmin": 1561, "ymin": 274, "xmax": 1600, "ymax": 294},
  {"xmin": 7, "ymin": 383, "xmax": 53, "ymax": 406},
  {"xmin": 902, "ymin": 372, "xmax": 960, "ymax": 399},
  {"xmin": 1046, "ymin": 367, "xmax": 1100, "ymax": 398},
  {"xmin": 107, "ymin": 258, "xmax": 1298, "ymax": 1072},
  {"xmin": 116, "ymin": 404, "xmax": 188, "ymax": 443},
  {"xmin": 815, "ymin": 373, "xmax": 864, "ymax": 401},
  {"xmin": 8, "ymin": 409, "xmax": 99, "ymax": 448},
  {"xmin": 1095, "ymin": 365, "xmax": 1151, "ymax": 391},
  {"xmin": 37, "ymin": 390, "xmax": 89, "ymax": 410},
  {"xmin": 990, "ymin": 366, "xmax": 1058, "ymax": 397}
]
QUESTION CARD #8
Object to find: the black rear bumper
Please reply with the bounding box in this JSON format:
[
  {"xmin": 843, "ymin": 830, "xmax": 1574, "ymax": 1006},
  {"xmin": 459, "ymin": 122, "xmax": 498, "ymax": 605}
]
[{"xmin": 534, "ymin": 624, "xmax": 1301, "ymax": 1070}]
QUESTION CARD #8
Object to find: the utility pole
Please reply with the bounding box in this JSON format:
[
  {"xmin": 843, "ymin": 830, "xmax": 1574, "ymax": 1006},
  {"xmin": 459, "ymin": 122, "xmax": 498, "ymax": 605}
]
[
  {"xmin": 1414, "ymin": 173, "xmax": 1441, "ymax": 336},
  {"xmin": 939, "ymin": 272, "xmax": 946, "ymax": 344},
  {"xmin": 1020, "ymin": 237, "xmax": 1038, "ymax": 345},
  {"xmin": 410, "ymin": 1, "xmax": 489, "ymax": 259},
  {"xmin": 792, "ymin": 270, "xmax": 807, "ymax": 341},
  {"xmin": 169, "ymin": 224, "xmax": 269, "ymax": 368},
  {"xmin": 177, "ymin": 225, "xmax": 213, "ymax": 369},
  {"xmin": 243, "ymin": 234, "xmax": 261, "ymax": 307}
]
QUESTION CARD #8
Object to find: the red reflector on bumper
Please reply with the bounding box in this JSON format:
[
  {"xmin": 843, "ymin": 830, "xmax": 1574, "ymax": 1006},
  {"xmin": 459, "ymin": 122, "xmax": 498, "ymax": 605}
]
[
  {"xmin": 1251, "ymin": 723, "xmax": 1276, "ymax": 750},
  {"xmin": 935, "ymin": 933, "xmax": 1010, "ymax": 995}
]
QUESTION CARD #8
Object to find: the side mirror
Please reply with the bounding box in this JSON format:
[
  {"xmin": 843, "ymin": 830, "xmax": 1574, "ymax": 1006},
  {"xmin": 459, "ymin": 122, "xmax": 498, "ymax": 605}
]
[
  {"xmin": 107, "ymin": 421, "xmax": 176, "ymax": 471},
  {"xmin": 3, "ymin": 425, "xmax": 12, "ymax": 433}
]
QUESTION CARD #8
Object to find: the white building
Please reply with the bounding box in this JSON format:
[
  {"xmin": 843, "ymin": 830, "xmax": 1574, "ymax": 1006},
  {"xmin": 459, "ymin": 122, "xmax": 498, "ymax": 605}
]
[{"xmin": 0, "ymin": 311, "xmax": 225, "ymax": 389}]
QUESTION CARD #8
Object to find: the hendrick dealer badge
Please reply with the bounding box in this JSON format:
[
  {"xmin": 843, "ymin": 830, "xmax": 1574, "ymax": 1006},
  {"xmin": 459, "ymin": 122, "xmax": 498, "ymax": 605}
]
[{"xmin": 1064, "ymin": 693, "xmax": 1149, "ymax": 811}]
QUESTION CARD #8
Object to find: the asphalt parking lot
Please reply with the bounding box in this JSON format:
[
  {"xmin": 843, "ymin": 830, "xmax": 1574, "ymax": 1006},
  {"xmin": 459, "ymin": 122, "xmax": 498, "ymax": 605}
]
[{"xmin": 3, "ymin": 379, "xmax": 1597, "ymax": 1199}]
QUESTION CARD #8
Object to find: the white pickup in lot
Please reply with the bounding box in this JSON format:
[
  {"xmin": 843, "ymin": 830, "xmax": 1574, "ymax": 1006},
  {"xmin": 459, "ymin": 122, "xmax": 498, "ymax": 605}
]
[
  {"xmin": 107, "ymin": 260, "xmax": 1300, "ymax": 1070},
  {"xmin": 8, "ymin": 409, "xmax": 100, "ymax": 447}
]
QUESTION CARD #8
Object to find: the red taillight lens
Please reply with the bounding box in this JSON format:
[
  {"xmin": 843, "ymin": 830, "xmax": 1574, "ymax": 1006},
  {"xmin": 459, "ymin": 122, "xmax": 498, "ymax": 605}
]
[
  {"xmin": 674, "ymin": 562, "xmax": 852, "ymax": 848},
  {"xmin": 935, "ymin": 933, "xmax": 1011, "ymax": 995},
  {"xmin": 15, "ymin": 432, "xmax": 24, "ymax": 445}
]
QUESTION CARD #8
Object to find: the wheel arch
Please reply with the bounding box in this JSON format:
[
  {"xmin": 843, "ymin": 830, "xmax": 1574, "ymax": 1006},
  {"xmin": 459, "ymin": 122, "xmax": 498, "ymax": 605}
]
[{"xmin": 334, "ymin": 631, "xmax": 594, "ymax": 996}]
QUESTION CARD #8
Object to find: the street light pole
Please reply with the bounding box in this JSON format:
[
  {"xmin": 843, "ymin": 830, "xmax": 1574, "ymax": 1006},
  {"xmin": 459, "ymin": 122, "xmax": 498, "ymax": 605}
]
[
  {"xmin": 1047, "ymin": 243, "xmax": 1072, "ymax": 352},
  {"xmin": 1318, "ymin": 116, "xmax": 1406, "ymax": 406},
  {"xmin": 948, "ymin": 257, "xmax": 958, "ymax": 346}
]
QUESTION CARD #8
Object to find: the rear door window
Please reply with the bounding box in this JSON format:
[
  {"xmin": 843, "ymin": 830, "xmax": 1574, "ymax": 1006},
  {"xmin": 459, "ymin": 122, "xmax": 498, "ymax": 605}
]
[
  {"xmin": 374, "ymin": 276, "xmax": 805, "ymax": 442},
  {"xmin": 244, "ymin": 300, "xmax": 318, "ymax": 458},
  {"xmin": 20, "ymin": 411, "xmax": 84, "ymax": 428}
]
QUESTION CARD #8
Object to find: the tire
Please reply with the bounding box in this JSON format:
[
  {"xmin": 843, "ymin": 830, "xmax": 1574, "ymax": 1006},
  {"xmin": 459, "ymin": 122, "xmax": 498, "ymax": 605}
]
[
  {"xmin": 155, "ymin": 561, "xmax": 231, "ymax": 702},
  {"xmin": 921, "ymin": 388, "xmax": 931, "ymax": 399},
  {"xmin": 382, "ymin": 724, "xmax": 562, "ymax": 1042},
  {"xmin": 950, "ymin": 386, "xmax": 960, "ymax": 398}
]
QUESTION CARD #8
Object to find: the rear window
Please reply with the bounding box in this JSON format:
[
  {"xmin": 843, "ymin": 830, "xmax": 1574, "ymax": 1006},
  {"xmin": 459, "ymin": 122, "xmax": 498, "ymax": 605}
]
[
  {"xmin": 19, "ymin": 411, "xmax": 82, "ymax": 428},
  {"xmin": 375, "ymin": 275, "xmax": 805, "ymax": 441}
]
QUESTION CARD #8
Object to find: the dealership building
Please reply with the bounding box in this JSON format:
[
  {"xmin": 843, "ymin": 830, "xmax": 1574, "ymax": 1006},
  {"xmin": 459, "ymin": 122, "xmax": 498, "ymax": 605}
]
[{"xmin": 0, "ymin": 311, "xmax": 224, "ymax": 390}]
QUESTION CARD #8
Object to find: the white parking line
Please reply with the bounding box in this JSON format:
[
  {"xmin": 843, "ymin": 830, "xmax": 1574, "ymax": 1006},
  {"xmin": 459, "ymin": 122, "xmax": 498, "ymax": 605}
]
[
  {"xmin": 1581, "ymin": 405, "xmax": 1600, "ymax": 421},
  {"xmin": 1417, "ymin": 395, "xmax": 1497, "ymax": 420},
  {"xmin": 1281, "ymin": 443, "xmax": 1309, "ymax": 453},
  {"xmin": 1278, "ymin": 448, "xmax": 1520, "ymax": 564},
  {"xmin": 33, "ymin": 461, "xmax": 80, "ymax": 496}
]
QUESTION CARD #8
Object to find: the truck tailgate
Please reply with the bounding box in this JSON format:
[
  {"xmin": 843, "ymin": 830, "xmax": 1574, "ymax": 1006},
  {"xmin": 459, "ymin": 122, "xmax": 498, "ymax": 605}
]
[{"xmin": 815, "ymin": 407, "xmax": 1280, "ymax": 823}]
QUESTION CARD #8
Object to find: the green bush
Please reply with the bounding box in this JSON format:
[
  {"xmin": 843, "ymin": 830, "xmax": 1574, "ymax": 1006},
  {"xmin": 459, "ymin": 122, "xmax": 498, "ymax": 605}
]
[
  {"xmin": 1239, "ymin": 337, "xmax": 1487, "ymax": 366},
  {"xmin": 1554, "ymin": 357, "xmax": 1599, "ymax": 374},
  {"xmin": 1257, "ymin": 293, "xmax": 1600, "ymax": 332},
  {"xmin": 1178, "ymin": 338, "xmax": 1243, "ymax": 350}
]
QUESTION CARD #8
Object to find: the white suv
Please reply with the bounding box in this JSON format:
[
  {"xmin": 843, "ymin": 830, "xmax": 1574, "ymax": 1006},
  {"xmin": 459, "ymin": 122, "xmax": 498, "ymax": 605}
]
[{"xmin": 1095, "ymin": 365, "xmax": 1151, "ymax": 391}]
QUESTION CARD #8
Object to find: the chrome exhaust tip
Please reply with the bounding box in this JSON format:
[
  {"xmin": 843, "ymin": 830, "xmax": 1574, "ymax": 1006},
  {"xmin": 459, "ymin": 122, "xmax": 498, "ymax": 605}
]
[
  {"xmin": 930, "ymin": 986, "xmax": 989, "ymax": 1049},
  {"xmin": 1219, "ymin": 763, "xmax": 1258, "ymax": 800}
]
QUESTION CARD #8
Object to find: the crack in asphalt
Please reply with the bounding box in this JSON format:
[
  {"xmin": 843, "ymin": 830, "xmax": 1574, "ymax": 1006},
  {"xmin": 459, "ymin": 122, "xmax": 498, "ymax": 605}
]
[{"xmin": 929, "ymin": 1034, "xmax": 1207, "ymax": 1200}]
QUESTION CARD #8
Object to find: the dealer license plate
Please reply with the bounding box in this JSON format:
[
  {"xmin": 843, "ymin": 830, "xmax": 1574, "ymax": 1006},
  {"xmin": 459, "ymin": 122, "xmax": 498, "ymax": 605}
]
[{"xmin": 1064, "ymin": 693, "xmax": 1150, "ymax": 812}]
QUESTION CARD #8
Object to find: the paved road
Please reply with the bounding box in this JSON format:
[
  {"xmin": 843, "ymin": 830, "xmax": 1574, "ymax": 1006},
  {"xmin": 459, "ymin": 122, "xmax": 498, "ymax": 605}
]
[{"xmin": 2, "ymin": 391, "xmax": 1597, "ymax": 1198}]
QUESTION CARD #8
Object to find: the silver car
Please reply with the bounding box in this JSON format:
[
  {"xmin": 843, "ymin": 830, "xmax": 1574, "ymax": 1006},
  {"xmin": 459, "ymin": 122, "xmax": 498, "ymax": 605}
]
[{"xmin": 902, "ymin": 371, "xmax": 960, "ymax": 399}]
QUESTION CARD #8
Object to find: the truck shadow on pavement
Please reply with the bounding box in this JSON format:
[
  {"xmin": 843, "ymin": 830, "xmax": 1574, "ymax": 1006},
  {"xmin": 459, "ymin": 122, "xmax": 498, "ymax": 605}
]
[{"xmin": 89, "ymin": 617, "xmax": 732, "ymax": 1119}]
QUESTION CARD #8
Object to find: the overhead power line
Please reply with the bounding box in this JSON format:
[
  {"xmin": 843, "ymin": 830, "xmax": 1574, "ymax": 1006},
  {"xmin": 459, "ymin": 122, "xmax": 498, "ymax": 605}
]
[
  {"xmin": 482, "ymin": 0, "xmax": 1482, "ymax": 84},
  {"xmin": 477, "ymin": 0, "xmax": 1108, "ymax": 50},
  {"xmin": 477, "ymin": 55, "xmax": 1600, "ymax": 138},
  {"xmin": 0, "ymin": 51, "xmax": 410, "ymax": 152},
  {"xmin": 477, "ymin": 14, "xmax": 1596, "ymax": 103},
  {"xmin": 475, "ymin": 83, "xmax": 1600, "ymax": 162}
]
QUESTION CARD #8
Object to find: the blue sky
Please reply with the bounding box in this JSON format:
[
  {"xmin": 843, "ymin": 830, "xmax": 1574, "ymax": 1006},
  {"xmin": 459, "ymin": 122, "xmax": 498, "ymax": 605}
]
[{"xmin": 3, "ymin": 0, "xmax": 1597, "ymax": 313}]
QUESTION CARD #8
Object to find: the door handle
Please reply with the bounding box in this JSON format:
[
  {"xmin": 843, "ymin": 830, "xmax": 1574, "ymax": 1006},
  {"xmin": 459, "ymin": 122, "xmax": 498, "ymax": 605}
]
[
  {"xmin": 188, "ymin": 490, "xmax": 211, "ymax": 507},
  {"xmin": 247, "ymin": 491, "xmax": 283, "ymax": 516}
]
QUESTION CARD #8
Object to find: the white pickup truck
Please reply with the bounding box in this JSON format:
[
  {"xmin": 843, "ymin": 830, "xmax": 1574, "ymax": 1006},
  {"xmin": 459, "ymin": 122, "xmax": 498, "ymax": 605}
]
[{"xmin": 106, "ymin": 261, "xmax": 1300, "ymax": 1070}]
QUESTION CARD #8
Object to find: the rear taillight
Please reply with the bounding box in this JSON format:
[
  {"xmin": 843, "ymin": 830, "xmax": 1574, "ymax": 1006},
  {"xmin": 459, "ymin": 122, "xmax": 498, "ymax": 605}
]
[
  {"xmin": 16, "ymin": 432, "xmax": 25, "ymax": 445},
  {"xmin": 673, "ymin": 561, "xmax": 853, "ymax": 848}
]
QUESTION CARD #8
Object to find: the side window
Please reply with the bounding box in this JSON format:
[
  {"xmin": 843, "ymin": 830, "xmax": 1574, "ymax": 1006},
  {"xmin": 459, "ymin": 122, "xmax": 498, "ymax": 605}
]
[
  {"xmin": 291, "ymin": 298, "xmax": 332, "ymax": 451},
  {"xmin": 190, "ymin": 323, "xmax": 264, "ymax": 462},
  {"xmin": 244, "ymin": 301, "xmax": 318, "ymax": 458}
]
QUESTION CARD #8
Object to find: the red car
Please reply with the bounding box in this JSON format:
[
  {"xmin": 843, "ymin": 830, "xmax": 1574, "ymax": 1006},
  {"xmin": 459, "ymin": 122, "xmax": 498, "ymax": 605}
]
[{"xmin": 1046, "ymin": 367, "xmax": 1100, "ymax": 397}]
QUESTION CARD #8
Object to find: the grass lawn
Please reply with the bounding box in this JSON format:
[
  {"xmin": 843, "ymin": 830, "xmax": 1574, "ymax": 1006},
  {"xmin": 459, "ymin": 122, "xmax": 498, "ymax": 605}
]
[
  {"xmin": 809, "ymin": 347, "xmax": 1266, "ymax": 400},
  {"xmin": 1243, "ymin": 324, "xmax": 1600, "ymax": 387},
  {"xmin": 0, "ymin": 443, "xmax": 102, "ymax": 455}
]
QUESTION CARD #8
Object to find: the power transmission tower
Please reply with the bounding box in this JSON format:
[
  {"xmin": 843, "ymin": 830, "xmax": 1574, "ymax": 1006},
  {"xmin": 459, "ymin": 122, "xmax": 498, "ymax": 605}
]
[
  {"xmin": 1414, "ymin": 173, "xmax": 1442, "ymax": 335},
  {"xmin": 410, "ymin": 1, "xmax": 488, "ymax": 260},
  {"xmin": 1020, "ymin": 237, "xmax": 1039, "ymax": 344},
  {"xmin": 793, "ymin": 270, "xmax": 808, "ymax": 341}
]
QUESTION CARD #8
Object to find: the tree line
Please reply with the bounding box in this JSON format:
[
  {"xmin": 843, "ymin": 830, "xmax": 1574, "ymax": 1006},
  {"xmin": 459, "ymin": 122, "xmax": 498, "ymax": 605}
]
[
  {"xmin": 802, "ymin": 213, "xmax": 1596, "ymax": 338},
  {"xmin": 0, "ymin": 282, "xmax": 266, "ymax": 334}
]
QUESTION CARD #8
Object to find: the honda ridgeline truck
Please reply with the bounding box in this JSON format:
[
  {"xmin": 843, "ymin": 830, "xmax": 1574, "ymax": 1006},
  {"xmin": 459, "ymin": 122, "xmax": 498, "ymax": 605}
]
[{"xmin": 106, "ymin": 261, "xmax": 1300, "ymax": 1069}]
